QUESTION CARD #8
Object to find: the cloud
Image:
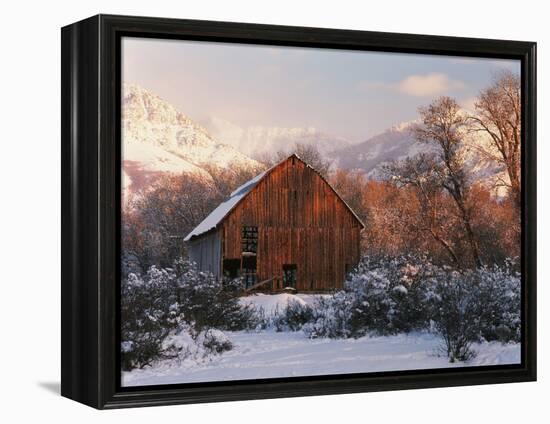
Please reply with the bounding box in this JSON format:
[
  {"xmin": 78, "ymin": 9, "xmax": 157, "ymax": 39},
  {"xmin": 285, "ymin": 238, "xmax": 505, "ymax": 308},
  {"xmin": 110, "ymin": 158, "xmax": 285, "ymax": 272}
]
[
  {"xmin": 396, "ymin": 73, "xmax": 465, "ymax": 97},
  {"xmin": 358, "ymin": 73, "xmax": 466, "ymax": 98},
  {"xmin": 449, "ymin": 57, "xmax": 519, "ymax": 70}
]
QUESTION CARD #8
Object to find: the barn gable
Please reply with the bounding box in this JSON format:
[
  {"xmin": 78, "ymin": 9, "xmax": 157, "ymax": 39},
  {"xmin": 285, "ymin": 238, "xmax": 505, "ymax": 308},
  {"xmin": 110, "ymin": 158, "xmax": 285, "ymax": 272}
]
[{"xmin": 184, "ymin": 154, "xmax": 364, "ymax": 242}]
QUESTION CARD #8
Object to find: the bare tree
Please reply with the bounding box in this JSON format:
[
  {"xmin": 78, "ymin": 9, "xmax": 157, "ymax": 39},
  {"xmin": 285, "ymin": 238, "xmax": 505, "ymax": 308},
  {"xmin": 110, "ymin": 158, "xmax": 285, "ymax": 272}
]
[
  {"xmin": 384, "ymin": 154, "xmax": 462, "ymax": 268},
  {"xmin": 470, "ymin": 70, "xmax": 521, "ymax": 209},
  {"xmin": 203, "ymin": 164, "xmax": 268, "ymax": 197},
  {"xmin": 414, "ymin": 97, "xmax": 482, "ymax": 267},
  {"xmin": 123, "ymin": 174, "xmax": 223, "ymax": 271},
  {"xmin": 329, "ymin": 169, "xmax": 368, "ymax": 221},
  {"xmin": 261, "ymin": 142, "xmax": 333, "ymax": 178}
]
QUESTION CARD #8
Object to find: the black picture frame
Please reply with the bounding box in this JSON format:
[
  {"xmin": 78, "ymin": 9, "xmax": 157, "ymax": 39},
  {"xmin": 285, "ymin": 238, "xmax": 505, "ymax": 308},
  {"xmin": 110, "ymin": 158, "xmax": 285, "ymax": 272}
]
[{"xmin": 61, "ymin": 14, "xmax": 537, "ymax": 409}]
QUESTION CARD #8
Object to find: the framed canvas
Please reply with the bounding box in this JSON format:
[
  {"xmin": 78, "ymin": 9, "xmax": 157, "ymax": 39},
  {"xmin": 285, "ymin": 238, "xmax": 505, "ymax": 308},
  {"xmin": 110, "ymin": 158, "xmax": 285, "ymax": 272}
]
[{"xmin": 61, "ymin": 14, "xmax": 537, "ymax": 409}]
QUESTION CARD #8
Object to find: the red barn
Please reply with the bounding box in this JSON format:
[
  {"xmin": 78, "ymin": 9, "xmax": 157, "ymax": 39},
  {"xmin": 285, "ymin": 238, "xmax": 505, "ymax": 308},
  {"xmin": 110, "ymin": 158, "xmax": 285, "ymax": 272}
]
[{"xmin": 184, "ymin": 154, "xmax": 364, "ymax": 291}]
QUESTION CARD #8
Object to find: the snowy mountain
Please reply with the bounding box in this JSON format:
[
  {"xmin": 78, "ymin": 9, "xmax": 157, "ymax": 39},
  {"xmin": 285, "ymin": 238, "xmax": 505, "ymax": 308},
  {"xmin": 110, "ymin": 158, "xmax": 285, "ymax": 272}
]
[
  {"xmin": 202, "ymin": 117, "xmax": 351, "ymax": 159},
  {"xmin": 329, "ymin": 120, "xmax": 508, "ymax": 195},
  {"xmin": 328, "ymin": 121, "xmax": 423, "ymax": 177},
  {"xmin": 122, "ymin": 83, "xmax": 508, "ymax": 198},
  {"xmin": 122, "ymin": 84, "xmax": 263, "ymax": 194}
]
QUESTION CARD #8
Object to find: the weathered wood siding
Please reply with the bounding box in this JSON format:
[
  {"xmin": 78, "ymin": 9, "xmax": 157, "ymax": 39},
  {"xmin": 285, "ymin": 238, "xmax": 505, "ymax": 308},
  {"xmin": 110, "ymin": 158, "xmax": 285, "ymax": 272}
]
[
  {"xmin": 188, "ymin": 230, "xmax": 222, "ymax": 277},
  {"xmin": 222, "ymin": 157, "xmax": 362, "ymax": 291}
]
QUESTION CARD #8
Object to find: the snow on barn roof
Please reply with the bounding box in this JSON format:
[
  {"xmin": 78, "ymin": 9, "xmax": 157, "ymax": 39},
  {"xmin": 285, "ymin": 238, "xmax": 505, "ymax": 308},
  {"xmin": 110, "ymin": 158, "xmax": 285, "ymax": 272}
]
[
  {"xmin": 184, "ymin": 154, "xmax": 364, "ymax": 241},
  {"xmin": 183, "ymin": 167, "xmax": 270, "ymax": 241}
]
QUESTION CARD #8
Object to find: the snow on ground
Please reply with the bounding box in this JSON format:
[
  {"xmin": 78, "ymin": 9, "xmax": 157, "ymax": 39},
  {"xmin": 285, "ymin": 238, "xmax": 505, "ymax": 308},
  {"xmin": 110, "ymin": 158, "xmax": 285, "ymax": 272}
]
[
  {"xmin": 122, "ymin": 294, "xmax": 520, "ymax": 387},
  {"xmin": 239, "ymin": 293, "xmax": 320, "ymax": 315},
  {"xmin": 122, "ymin": 328, "xmax": 520, "ymax": 387}
]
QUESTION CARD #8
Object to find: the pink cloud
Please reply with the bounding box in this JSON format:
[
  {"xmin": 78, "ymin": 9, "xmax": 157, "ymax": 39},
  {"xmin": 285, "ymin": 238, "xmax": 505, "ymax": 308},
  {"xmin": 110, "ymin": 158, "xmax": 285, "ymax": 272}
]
[
  {"xmin": 359, "ymin": 73, "xmax": 466, "ymax": 98},
  {"xmin": 397, "ymin": 73, "xmax": 465, "ymax": 97}
]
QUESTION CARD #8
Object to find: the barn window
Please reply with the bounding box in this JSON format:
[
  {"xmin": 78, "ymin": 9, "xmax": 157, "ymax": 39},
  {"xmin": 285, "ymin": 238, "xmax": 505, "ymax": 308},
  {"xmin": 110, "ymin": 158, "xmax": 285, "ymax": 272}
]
[
  {"xmin": 241, "ymin": 226, "xmax": 258, "ymax": 254},
  {"xmin": 282, "ymin": 264, "xmax": 297, "ymax": 288}
]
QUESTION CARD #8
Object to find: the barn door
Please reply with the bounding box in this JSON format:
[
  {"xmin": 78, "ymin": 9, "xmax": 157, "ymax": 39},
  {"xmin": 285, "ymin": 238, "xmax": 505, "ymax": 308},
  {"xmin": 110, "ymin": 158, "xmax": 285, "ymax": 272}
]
[{"xmin": 282, "ymin": 264, "xmax": 297, "ymax": 289}]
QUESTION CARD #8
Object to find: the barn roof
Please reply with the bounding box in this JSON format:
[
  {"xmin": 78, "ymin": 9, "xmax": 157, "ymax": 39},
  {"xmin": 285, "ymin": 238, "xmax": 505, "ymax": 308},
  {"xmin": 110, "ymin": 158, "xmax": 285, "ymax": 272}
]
[
  {"xmin": 184, "ymin": 154, "xmax": 364, "ymax": 241},
  {"xmin": 183, "ymin": 167, "xmax": 270, "ymax": 241}
]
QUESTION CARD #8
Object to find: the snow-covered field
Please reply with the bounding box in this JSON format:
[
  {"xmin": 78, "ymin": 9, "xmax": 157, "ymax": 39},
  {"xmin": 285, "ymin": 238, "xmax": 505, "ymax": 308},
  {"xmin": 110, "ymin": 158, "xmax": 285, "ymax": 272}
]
[
  {"xmin": 122, "ymin": 294, "xmax": 520, "ymax": 387},
  {"xmin": 122, "ymin": 330, "xmax": 519, "ymax": 387}
]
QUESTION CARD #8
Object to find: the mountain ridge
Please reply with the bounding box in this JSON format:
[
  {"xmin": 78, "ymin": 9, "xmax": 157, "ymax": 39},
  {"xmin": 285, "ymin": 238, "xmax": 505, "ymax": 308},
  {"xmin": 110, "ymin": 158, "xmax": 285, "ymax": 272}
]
[
  {"xmin": 122, "ymin": 83, "xmax": 508, "ymax": 199},
  {"xmin": 202, "ymin": 116, "xmax": 352, "ymax": 159},
  {"xmin": 122, "ymin": 83, "xmax": 263, "ymax": 195},
  {"xmin": 328, "ymin": 120, "xmax": 508, "ymax": 196}
]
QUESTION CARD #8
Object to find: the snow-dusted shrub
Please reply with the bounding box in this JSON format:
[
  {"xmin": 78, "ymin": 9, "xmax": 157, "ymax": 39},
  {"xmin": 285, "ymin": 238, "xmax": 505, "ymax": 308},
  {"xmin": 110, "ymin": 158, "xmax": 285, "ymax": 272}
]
[
  {"xmin": 303, "ymin": 293, "xmax": 355, "ymax": 339},
  {"xmin": 159, "ymin": 326, "xmax": 233, "ymax": 364},
  {"xmin": 301, "ymin": 255, "xmax": 520, "ymax": 358},
  {"xmin": 474, "ymin": 261, "xmax": 521, "ymax": 343},
  {"xmin": 272, "ymin": 300, "xmax": 314, "ymax": 332},
  {"xmin": 239, "ymin": 304, "xmax": 270, "ymax": 331},
  {"xmin": 301, "ymin": 255, "xmax": 436, "ymax": 339},
  {"xmin": 121, "ymin": 268, "xmax": 179, "ymax": 370},
  {"xmin": 428, "ymin": 270, "xmax": 480, "ymax": 362},
  {"xmin": 172, "ymin": 259, "xmax": 258, "ymax": 334},
  {"xmin": 201, "ymin": 329, "xmax": 233, "ymax": 354},
  {"xmin": 428, "ymin": 261, "xmax": 520, "ymax": 362},
  {"xmin": 121, "ymin": 259, "xmax": 263, "ymax": 370},
  {"xmin": 343, "ymin": 255, "xmax": 435, "ymax": 335}
]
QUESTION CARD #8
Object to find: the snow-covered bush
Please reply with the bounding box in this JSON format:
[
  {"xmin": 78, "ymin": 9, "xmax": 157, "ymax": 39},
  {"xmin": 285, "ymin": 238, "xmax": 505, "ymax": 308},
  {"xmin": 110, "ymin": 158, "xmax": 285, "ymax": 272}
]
[
  {"xmin": 121, "ymin": 259, "xmax": 262, "ymax": 370},
  {"xmin": 427, "ymin": 261, "xmax": 520, "ymax": 362},
  {"xmin": 344, "ymin": 269, "xmax": 395, "ymax": 336},
  {"xmin": 298, "ymin": 255, "xmax": 520, "ymax": 363},
  {"xmin": 172, "ymin": 259, "xmax": 258, "ymax": 334},
  {"xmin": 201, "ymin": 329, "xmax": 233, "ymax": 354},
  {"xmin": 302, "ymin": 255, "xmax": 435, "ymax": 339},
  {"xmin": 347, "ymin": 255, "xmax": 437, "ymax": 334},
  {"xmin": 121, "ymin": 268, "xmax": 179, "ymax": 370},
  {"xmin": 121, "ymin": 255, "xmax": 520, "ymax": 368},
  {"xmin": 303, "ymin": 293, "xmax": 355, "ymax": 339},
  {"xmin": 159, "ymin": 325, "xmax": 232, "ymax": 364},
  {"xmin": 272, "ymin": 300, "xmax": 314, "ymax": 332},
  {"xmin": 474, "ymin": 261, "xmax": 521, "ymax": 343},
  {"xmin": 428, "ymin": 270, "xmax": 481, "ymax": 362}
]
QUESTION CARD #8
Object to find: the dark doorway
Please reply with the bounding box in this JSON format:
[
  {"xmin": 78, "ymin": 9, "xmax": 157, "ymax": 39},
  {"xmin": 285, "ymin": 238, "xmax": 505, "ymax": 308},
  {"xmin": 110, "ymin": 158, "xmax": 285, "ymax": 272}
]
[
  {"xmin": 345, "ymin": 263, "xmax": 352, "ymax": 274},
  {"xmin": 242, "ymin": 255, "xmax": 257, "ymax": 288},
  {"xmin": 282, "ymin": 264, "xmax": 297, "ymax": 288},
  {"xmin": 223, "ymin": 258, "xmax": 241, "ymax": 279}
]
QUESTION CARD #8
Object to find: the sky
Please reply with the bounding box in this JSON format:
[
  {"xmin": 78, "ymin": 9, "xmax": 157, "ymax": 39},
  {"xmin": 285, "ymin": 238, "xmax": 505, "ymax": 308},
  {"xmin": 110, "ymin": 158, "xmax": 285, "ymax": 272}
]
[{"xmin": 122, "ymin": 37, "xmax": 520, "ymax": 142}]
